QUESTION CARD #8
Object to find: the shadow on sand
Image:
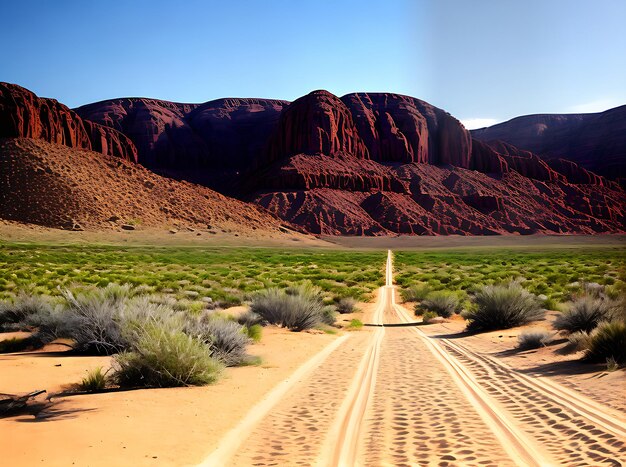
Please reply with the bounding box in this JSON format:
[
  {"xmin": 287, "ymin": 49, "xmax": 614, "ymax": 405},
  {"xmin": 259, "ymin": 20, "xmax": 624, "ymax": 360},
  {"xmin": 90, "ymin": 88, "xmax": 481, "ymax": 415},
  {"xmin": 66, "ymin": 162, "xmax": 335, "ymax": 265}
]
[
  {"xmin": 516, "ymin": 357, "xmax": 608, "ymax": 377},
  {"xmin": 2, "ymin": 398, "xmax": 96, "ymax": 423}
]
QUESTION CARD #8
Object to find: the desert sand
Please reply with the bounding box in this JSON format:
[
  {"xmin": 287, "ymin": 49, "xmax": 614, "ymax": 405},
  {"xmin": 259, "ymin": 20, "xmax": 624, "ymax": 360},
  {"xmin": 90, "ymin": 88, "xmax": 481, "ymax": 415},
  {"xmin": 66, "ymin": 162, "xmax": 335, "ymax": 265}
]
[{"xmin": 0, "ymin": 327, "xmax": 337, "ymax": 466}]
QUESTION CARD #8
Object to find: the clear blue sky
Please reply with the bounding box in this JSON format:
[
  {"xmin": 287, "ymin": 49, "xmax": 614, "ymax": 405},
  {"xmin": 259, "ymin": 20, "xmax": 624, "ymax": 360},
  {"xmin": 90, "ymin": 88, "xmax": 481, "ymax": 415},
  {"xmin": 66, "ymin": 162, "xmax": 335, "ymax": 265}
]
[{"xmin": 1, "ymin": 0, "xmax": 625, "ymax": 128}]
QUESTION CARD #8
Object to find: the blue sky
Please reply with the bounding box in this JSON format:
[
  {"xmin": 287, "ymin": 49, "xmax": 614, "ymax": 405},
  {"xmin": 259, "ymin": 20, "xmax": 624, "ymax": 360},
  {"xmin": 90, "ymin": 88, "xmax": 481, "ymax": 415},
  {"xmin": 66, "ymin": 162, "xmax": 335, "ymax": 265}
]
[{"xmin": 1, "ymin": 0, "xmax": 624, "ymax": 128}]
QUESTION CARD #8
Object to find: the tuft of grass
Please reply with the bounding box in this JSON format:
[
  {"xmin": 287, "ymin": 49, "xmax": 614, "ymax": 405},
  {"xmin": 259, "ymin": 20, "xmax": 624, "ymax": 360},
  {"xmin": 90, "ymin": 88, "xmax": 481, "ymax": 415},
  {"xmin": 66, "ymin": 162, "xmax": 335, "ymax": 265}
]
[
  {"xmin": 567, "ymin": 330, "xmax": 592, "ymax": 352},
  {"xmin": 554, "ymin": 296, "xmax": 616, "ymax": 334},
  {"xmin": 583, "ymin": 321, "xmax": 626, "ymax": 364},
  {"xmin": 464, "ymin": 281, "xmax": 544, "ymax": 332},
  {"xmin": 401, "ymin": 284, "xmax": 432, "ymax": 302},
  {"xmin": 416, "ymin": 291, "xmax": 462, "ymax": 318},
  {"xmin": 244, "ymin": 324, "xmax": 263, "ymax": 342},
  {"xmin": 114, "ymin": 323, "xmax": 223, "ymax": 388},
  {"xmin": 78, "ymin": 367, "xmax": 108, "ymax": 392},
  {"xmin": 606, "ymin": 357, "xmax": 619, "ymax": 372},
  {"xmin": 347, "ymin": 319, "xmax": 363, "ymax": 330},
  {"xmin": 517, "ymin": 330, "xmax": 551, "ymax": 350},
  {"xmin": 421, "ymin": 311, "xmax": 438, "ymax": 323}
]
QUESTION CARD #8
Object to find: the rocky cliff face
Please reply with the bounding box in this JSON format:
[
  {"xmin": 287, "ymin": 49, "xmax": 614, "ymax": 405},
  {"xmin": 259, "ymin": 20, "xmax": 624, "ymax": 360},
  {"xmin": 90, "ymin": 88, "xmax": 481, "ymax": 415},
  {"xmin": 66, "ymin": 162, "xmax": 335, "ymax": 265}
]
[
  {"xmin": 471, "ymin": 106, "xmax": 626, "ymax": 180},
  {"xmin": 2, "ymin": 83, "xmax": 623, "ymax": 236},
  {"xmin": 341, "ymin": 93, "xmax": 472, "ymax": 167},
  {"xmin": 0, "ymin": 83, "xmax": 137, "ymax": 162}
]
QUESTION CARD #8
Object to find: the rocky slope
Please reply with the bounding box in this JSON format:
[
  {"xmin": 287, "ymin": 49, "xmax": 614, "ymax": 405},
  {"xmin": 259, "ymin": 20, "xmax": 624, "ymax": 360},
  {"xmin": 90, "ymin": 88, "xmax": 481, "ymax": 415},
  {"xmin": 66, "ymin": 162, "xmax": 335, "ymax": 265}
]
[
  {"xmin": 0, "ymin": 137, "xmax": 297, "ymax": 239},
  {"xmin": 1, "ymin": 83, "xmax": 624, "ymax": 236},
  {"xmin": 0, "ymin": 83, "xmax": 137, "ymax": 162},
  {"xmin": 471, "ymin": 106, "xmax": 626, "ymax": 180}
]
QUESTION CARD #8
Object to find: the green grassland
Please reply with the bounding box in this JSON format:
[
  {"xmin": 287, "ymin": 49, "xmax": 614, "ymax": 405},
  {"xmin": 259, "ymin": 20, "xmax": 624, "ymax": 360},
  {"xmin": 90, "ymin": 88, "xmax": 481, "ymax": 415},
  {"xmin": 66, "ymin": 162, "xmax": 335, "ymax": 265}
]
[
  {"xmin": 394, "ymin": 247, "xmax": 626, "ymax": 305},
  {"xmin": 1, "ymin": 240, "xmax": 623, "ymax": 312},
  {"xmin": 0, "ymin": 242, "xmax": 385, "ymax": 307}
]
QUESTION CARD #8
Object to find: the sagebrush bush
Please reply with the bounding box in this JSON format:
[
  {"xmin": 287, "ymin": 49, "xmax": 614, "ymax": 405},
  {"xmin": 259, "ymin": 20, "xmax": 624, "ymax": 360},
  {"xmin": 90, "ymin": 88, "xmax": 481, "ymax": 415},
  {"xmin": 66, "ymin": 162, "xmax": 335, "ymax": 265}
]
[
  {"xmin": 401, "ymin": 284, "xmax": 432, "ymax": 302},
  {"xmin": 57, "ymin": 288, "xmax": 130, "ymax": 355},
  {"xmin": 250, "ymin": 288, "xmax": 330, "ymax": 331},
  {"xmin": 336, "ymin": 297, "xmax": 357, "ymax": 314},
  {"xmin": 186, "ymin": 314, "xmax": 251, "ymax": 367},
  {"xmin": 0, "ymin": 293, "xmax": 55, "ymax": 331},
  {"xmin": 464, "ymin": 282, "xmax": 544, "ymax": 332},
  {"xmin": 236, "ymin": 310, "xmax": 264, "ymax": 327},
  {"xmin": 417, "ymin": 291, "xmax": 462, "ymax": 318},
  {"xmin": 114, "ymin": 323, "xmax": 222, "ymax": 387},
  {"xmin": 583, "ymin": 321, "xmax": 626, "ymax": 363},
  {"xmin": 554, "ymin": 296, "xmax": 616, "ymax": 334},
  {"xmin": 517, "ymin": 330, "xmax": 551, "ymax": 350}
]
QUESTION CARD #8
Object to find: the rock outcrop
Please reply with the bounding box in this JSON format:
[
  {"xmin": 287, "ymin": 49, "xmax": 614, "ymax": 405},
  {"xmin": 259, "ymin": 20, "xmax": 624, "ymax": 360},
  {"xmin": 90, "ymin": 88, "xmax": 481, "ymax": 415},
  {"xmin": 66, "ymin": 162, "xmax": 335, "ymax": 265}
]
[
  {"xmin": 76, "ymin": 96, "xmax": 288, "ymax": 190},
  {"xmin": 0, "ymin": 83, "xmax": 137, "ymax": 162},
  {"xmin": 471, "ymin": 106, "xmax": 626, "ymax": 180},
  {"xmin": 1, "ymin": 83, "xmax": 623, "ymax": 236}
]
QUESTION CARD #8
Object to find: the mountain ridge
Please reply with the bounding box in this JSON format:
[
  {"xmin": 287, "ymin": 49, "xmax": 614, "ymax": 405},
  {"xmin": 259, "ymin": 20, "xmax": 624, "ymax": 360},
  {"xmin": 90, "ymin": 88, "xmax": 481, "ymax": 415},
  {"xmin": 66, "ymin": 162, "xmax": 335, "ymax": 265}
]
[{"xmin": 1, "ymin": 82, "xmax": 624, "ymax": 236}]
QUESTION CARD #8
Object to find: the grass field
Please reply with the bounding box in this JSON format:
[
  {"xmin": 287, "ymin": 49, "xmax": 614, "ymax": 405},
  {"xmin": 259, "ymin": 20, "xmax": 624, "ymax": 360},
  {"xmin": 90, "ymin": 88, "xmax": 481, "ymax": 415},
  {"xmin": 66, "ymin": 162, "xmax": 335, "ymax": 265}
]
[
  {"xmin": 394, "ymin": 247, "xmax": 626, "ymax": 306},
  {"xmin": 1, "ymin": 239, "xmax": 624, "ymax": 312},
  {"xmin": 0, "ymin": 242, "xmax": 386, "ymax": 307}
]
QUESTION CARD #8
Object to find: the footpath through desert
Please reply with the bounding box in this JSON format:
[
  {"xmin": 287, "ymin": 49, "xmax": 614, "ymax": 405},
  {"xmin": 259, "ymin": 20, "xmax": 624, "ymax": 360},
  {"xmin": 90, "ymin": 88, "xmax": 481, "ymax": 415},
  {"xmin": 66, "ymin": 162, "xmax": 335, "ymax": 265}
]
[{"xmin": 202, "ymin": 250, "xmax": 626, "ymax": 466}]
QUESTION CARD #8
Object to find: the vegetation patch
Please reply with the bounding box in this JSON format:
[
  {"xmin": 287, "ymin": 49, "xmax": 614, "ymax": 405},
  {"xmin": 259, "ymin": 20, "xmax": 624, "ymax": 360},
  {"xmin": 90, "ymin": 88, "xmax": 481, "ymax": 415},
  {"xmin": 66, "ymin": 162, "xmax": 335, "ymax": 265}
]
[
  {"xmin": 463, "ymin": 281, "xmax": 544, "ymax": 332},
  {"xmin": 416, "ymin": 291, "xmax": 463, "ymax": 318},
  {"xmin": 517, "ymin": 330, "xmax": 551, "ymax": 350}
]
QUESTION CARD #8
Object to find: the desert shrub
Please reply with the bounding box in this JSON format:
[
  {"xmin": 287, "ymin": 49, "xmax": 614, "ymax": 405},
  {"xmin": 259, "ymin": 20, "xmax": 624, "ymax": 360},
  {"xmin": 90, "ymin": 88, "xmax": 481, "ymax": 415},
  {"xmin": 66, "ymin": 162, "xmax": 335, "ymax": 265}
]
[
  {"xmin": 56, "ymin": 288, "xmax": 130, "ymax": 355},
  {"xmin": 114, "ymin": 323, "xmax": 222, "ymax": 387},
  {"xmin": 567, "ymin": 330, "xmax": 592, "ymax": 352},
  {"xmin": 517, "ymin": 330, "xmax": 551, "ymax": 350},
  {"xmin": 401, "ymin": 284, "xmax": 432, "ymax": 302},
  {"xmin": 583, "ymin": 321, "xmax": 626, "ymax": 363},
  {"xmin": 336, "ymin": 297, "xmax": 357, "ymax": 314},
  {"xmin": 417, "ymin": 291, "xmax": 462, "ymax": 318},
  {"xmin": 236, "ymin": 310, "xmax": 264, "ymax": 327},
  {"xmin": 185, "ymin": 315, "xmax": 252, "ymax": 367},
  {"xmin": 0, "ymin": 336, "xmax": 34, "ymax": 353},
  {"xmin": 464, "ymin": 282, "xmax": 544, "ymax": 332},
  {"xmin": 285, "ymin": 281, "xmax": 323, "ymax": 301},
  {"xmin": 421, "ymin": 311, "xmax": 438, "ymax": 323},
  {"xmin": 320, "ymin": 305, "xmax": 337, "ymax": 326},
  {"xmin": 250, "ymin": 288, "xmax": 329, "ymax": 331},
  {"xmin": 0, "ymin": 293, "xmax": 55, "ymax": 331},
  {"xmin": 582, "ymin": 281, "xmax": 605, "ymax": 298},
  {"xmin": 554, "ymin": 296, "xmax": 616, "ymax": 334},
  {"xmin": 78, "ymin": 367, "xmax": 109, "ymax": 392}
]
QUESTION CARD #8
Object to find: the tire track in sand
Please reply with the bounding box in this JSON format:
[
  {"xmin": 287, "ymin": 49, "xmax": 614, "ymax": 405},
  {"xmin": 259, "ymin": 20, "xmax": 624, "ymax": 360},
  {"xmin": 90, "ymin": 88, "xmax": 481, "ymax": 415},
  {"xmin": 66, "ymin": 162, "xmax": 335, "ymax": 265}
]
[
  {"xmin": 438, "ymin": 338, "xmax": 626, "ymax": 465},
  {"xmin": 217, "ymin": 259, "xmax": 388, "ymax": 466}
]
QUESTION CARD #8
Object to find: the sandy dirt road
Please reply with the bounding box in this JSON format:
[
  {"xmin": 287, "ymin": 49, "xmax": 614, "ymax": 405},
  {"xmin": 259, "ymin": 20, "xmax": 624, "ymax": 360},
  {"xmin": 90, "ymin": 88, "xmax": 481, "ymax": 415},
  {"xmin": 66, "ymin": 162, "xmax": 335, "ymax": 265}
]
[{"xmin": 202, "ymin": 250, "xmax": 626, "ymax": 466}]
